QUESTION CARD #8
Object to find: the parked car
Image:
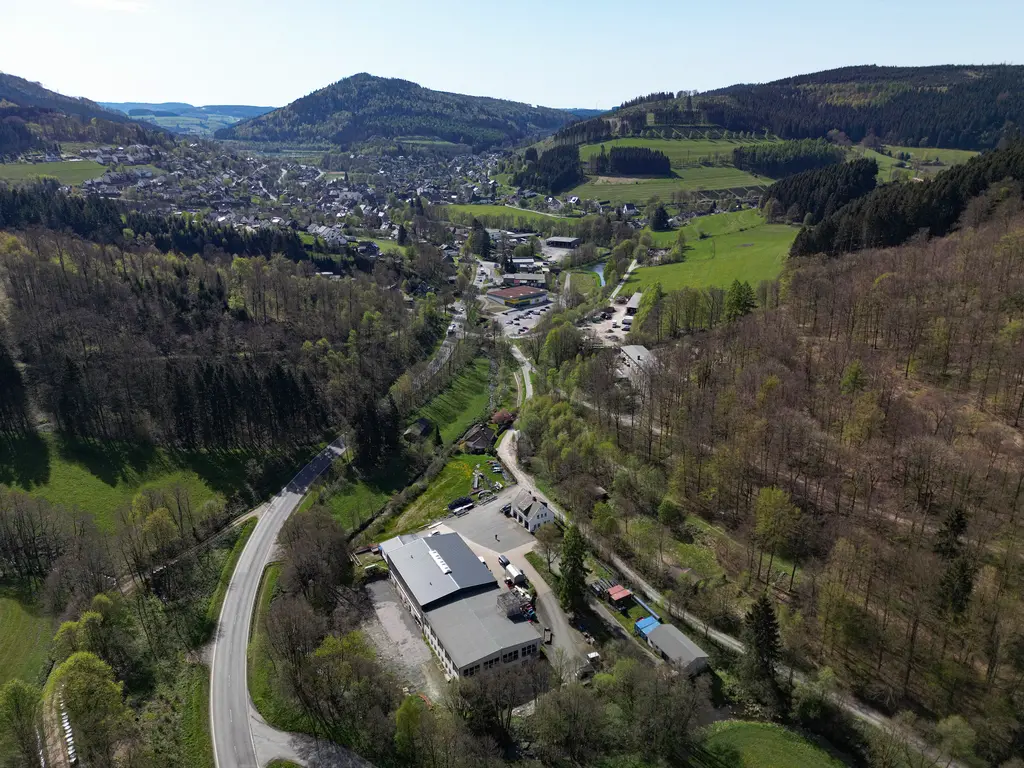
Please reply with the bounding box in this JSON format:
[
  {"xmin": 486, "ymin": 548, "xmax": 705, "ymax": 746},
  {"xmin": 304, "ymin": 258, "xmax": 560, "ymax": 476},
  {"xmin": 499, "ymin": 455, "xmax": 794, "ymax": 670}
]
[
  {"xmin": 501, "ymin": 503, "xmax": 512, "ymax": 514},
  {"xmin": 498, "ymin": 554, "xmax": 510, "ymax": 568}
]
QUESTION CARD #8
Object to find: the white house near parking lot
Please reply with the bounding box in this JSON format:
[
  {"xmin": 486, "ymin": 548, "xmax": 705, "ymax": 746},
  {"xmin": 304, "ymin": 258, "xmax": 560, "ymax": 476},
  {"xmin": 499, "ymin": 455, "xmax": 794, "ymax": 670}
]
[
  {"xmin": 379, "ymin": 532, "xmax": 541, "ymax": 679},
  {"xmin": 511, "ymin": 490, "xmax": 555, "ymax": 533}
]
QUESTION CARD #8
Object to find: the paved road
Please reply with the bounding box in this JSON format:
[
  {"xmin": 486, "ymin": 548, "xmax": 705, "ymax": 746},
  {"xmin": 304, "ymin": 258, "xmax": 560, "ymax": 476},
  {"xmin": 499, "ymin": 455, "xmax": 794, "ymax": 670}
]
[
  {"xmin": 210, "ymin": 439, "xmax": 346, "ymax": 768},
  {"xmin": 511, "ymin": 345, "xmax": 534, "ymax": 402}
]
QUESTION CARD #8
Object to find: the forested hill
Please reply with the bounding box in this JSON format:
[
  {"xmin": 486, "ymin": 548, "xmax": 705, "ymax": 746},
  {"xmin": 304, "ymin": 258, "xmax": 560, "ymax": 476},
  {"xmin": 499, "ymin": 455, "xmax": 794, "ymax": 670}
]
[
  {"xmin": 217, "ymin": 73, "xmax": 577, "ymax": 150},
  {"xmin": 556, "ymin": 65, "xmax": 1024, "ymax": 150},
  {"xmin": 0, "ymin": 71, "xmax": 165, "ymax": 154}
]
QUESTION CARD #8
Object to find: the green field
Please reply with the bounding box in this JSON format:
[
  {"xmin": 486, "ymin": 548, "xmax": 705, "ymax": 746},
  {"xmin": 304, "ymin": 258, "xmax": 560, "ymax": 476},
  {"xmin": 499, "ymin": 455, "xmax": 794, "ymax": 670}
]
[
  {"xmin": 580, "ymin": 137, "xmax": 778, "ymax": 168},
  {"xmin": 570, "ymin": 165, "xmax": 769, "ymax": 205},
  {"xmin": 0, "ymin": 590, "xmax": 57, "ymax": 686},
  {"xmin": 627, "ymin": 222, "xmax": 796, "ymax": 292},
  {"xmin": 703, "ymin": 721, "xmax": 844, "ymax": 768},
  {"xmin": 853, "ymin": 145, "xmax": 977, "ymax": 183},
  {"xmin": 569, "ymin": 269, "xmax": 601, "ymax": 297},
  {"xmin": 390, "ymin": 453, "xmax": 504, "ymax": 534},
  {"xmin": 414, "ymin": 357, "xmax": 492, "ymax": 444},
  {"xmin": 0, "ymin": 160, "xmax": 106, "ymax": 186},
  {"xmin": 442, "ymin": 204, "xmax": 571, "ymax": 224},
  {"xmin": 0, "ymin": 434, "xmax": 314, "ymax": 533}
]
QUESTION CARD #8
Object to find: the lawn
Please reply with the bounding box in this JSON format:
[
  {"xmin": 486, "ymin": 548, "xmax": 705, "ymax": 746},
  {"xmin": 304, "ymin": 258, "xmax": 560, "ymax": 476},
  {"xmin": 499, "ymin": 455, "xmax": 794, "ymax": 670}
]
[
  {"xmin": 0, "ymin": 160, "xmax": 106, "ymax": 186},
  {"xmin": 414, "ymin": 356, "xmax": 492, "ymax": 445},
  {"xmin": 0, "ymin": 589, "xmax": 57, "ymax": 686},
  {"xmin": 580, "ymin": 137, "xmax": 778, "ymax": 169},
  {"xmin": 702, "ymin": 721, "xmax": 844, "ymax": 768},
  {"xmin": 626, "ymin": 224, "xmax": 796, "ymax": 292},
  {"xmin": 389, "ymin": 453, "xmax": 504, "ymax": 535},
  {"xmin": 570, "ymin": 166, "xmax": 769, "ymax": 205}
]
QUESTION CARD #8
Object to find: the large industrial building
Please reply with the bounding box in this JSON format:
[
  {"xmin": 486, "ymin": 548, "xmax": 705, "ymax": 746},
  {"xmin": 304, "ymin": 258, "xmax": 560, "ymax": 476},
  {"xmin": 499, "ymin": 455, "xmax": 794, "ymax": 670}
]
[
  {"xmin": 380, "ymin": 532, "xmax": 542, "ymax": 679},
  {"xmin": 487, "ymin": 285, "xmax": 548, "ymax": 307}
]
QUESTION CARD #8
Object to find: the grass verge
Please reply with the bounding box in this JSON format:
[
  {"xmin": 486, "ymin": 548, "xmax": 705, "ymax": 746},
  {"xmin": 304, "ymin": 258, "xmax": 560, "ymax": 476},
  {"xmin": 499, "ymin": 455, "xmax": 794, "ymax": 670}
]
[
  {"xmin": 205, "ymin": 519, "xmax": 257, "ymax": 629},
  {"xmin": 248, "ymin": 563, "xmax": 313, "ymax": 733},
  {"xmin": 179, "ymin": 664, "xmax": 215, "ymax": 768}
]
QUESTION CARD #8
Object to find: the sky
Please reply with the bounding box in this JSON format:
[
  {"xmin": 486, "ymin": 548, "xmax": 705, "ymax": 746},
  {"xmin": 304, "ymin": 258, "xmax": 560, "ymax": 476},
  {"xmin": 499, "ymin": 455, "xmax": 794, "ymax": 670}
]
[{"xmin": 2, "ymin": 0, "xmax": 1022, "ymax": 109}]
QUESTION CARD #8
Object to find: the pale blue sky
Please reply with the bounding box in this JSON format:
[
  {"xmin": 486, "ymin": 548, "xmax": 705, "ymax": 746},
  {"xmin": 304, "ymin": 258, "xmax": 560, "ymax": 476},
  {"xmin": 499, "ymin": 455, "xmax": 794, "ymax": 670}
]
[{"xmin": 2, "ymin": 0, "xmax": 1021, "ymax": 109}]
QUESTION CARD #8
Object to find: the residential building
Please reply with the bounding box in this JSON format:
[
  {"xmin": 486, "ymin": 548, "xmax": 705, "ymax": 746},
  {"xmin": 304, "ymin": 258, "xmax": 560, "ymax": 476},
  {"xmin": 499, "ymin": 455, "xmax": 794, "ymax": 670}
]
[
  {"xmin": 511, "ymin": 490, "xmax": 555, "ymax": 533},
  {"xmin": 487, "ymin": 286, "xmax": 548, "ymax": 307},
  {"xmin": 379, "ymin": 532, "xmax": 542, "ymax": 679},
  {"xmin": 463, "ymin": 424, "xmax": 496, "ymax": 454}
]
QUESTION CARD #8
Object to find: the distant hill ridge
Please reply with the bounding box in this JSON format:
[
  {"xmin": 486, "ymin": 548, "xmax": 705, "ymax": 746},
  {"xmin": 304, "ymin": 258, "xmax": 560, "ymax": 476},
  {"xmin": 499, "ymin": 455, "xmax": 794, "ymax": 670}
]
[
  {"xmin": 217, "ymin": 73, "xmax": 578, "ymax": 150},
  {"xmin": 102, "ymin": 102, "xmax": 275, "ymax": 120},
  {"xmin": 0, "ymin": 71, "xmax": 164, "ymax": 156},
  {"xmin": 555, "ymin": 64, "xmax": 1024, "ymax": 150}
]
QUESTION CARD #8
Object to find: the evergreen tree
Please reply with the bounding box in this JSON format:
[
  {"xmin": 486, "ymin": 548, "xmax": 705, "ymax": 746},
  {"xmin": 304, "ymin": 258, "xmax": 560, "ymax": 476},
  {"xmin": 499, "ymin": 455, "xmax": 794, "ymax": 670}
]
[
  {"xmin": 743, "ymin": 593, "xmax": 782, "ymax": 682},
  {"xmin": 650, "ymin": 205, "xmax": 670, "ymax": 232},
  {"xmin": 725, "ymin": 280, "xmax": 756, "ymax": 321},
  {"xmin": 397, "ymin": 224, "xmax": 407, "ymax": 246},
  {"xmin": 558, "ymin": 524, "xmax": 587, "ymax": 614}
]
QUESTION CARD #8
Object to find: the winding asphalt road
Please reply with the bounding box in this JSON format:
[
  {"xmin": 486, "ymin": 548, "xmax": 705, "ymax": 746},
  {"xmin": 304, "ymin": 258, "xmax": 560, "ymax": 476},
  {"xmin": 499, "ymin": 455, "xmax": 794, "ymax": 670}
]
[{"xmin": 210, "ymin": 438, "xmax": 346, "ymax": 768}]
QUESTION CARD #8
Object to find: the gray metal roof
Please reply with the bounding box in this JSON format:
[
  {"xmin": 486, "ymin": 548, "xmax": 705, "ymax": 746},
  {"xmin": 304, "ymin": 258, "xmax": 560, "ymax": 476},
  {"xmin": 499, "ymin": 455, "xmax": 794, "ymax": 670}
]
[
  {"xmin": 626, "ymin": 292, "xmax": 643, "ymax": 309},
  {"xmin": 426, "ymin": 587, "xmax": 542, "ymax": 669},
  {"xmin": 621, "ymin": 345, "xmax": 652, "ymax": 367},
  {"xmin": 379, "ymin": 534, "xmax": 418, "ymax": 560},
  {"xmin": 384, "ymin": 533, "xmax": 495, "ymax": 610},
  {"xmin": 647, "ymin": 624, "xmax": 708, "ymax": 668}
]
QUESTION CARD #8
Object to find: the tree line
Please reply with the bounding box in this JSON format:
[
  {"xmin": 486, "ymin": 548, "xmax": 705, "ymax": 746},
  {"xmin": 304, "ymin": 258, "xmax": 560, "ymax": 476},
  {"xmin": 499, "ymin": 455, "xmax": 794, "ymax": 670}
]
[
  {"xmin": 588, "ymin": 145, "xmax": 671, "ymax": 176},
  {"xmin": 760, "ymin": 158, "xmax": 877, "ymax": 225},
  {"xmin": 512, "ymin": 144, "xmax": 584, "ymax": 194},
  {"xmin": 732, "ymin": 138, "xmax": 844, "ymax": 178},
  {"xmin": 0, "ymin": 229, "xmax": 448, "ymax": 460},
  {"xmin": 700, "ymin": 65, "xmax": 1024, "ymax": 149},
  {"xmin": 792, "ymin": 139, "xmax": 1024, "ymax": 257},
  {"xmin": 0, "ymin": 180, "xmax": 310, "ymax": 260}
]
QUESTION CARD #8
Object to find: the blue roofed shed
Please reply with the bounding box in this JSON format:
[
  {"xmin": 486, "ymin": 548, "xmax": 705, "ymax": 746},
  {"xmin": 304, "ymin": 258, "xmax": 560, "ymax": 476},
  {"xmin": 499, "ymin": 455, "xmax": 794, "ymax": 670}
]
[{"xmin": 634, "ymin": 616, "xmax": 661, "ymax": 637}]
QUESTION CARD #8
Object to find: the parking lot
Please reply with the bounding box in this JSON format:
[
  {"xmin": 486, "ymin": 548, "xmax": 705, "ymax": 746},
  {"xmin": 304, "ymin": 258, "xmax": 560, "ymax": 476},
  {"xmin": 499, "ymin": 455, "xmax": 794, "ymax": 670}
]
[
  {"xmin": 584, "ymin": 300, "xmax": 633, "ymax": 347},
  {"xmin": 497, "ymin": 303, "xmax": 552, "ymax": 337},
  {"xmin": 442, "ymin": 493, "xmax": 535, "ymax": 550}
]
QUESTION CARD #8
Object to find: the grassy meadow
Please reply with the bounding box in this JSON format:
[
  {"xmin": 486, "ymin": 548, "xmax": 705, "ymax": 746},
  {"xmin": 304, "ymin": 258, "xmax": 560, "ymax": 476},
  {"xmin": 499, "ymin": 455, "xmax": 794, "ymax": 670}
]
[
  {"xmin": 388, "ymin": 453, "xmax": 504, "ymax": 535},
  {"xmin": 442, "ymin": 204, "xmax": 572, "ymax": 224},
  {"xmin": 0, "ymin": 160, "xmax": 106, "ymax": 186},
  {"xmin": 0, "ymin": 433, "xmax": 316, "ymax": 533},
  {"xmin": 629, "ymin": 211, "xmax": 796, "ymax": 291},
  {"xmin": 570, "ymin": 165, "xmax": 768, "ymax": 205},
  {"xmin": 579, "ymin": 136, "xmax": 778, "ymax": 168},
  {"xmin": 0, "ymin": 589, "xmax": 57, "ymax": 686},
  {"xmin": 413, "ymin": 356, "xmax": 492, "ymax": 445},
  {"xmin": 702, "ymin": 721, "xmax": 844, "ymax": 768}
]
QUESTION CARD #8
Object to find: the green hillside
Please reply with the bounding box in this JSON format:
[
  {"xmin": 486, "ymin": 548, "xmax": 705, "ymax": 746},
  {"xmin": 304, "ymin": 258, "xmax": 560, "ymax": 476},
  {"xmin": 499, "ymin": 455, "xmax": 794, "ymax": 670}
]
[{"xmin": 219, "ymin": 73, "xmax": 576, "ymax": 149}]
